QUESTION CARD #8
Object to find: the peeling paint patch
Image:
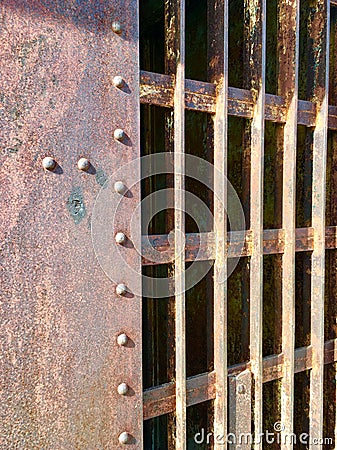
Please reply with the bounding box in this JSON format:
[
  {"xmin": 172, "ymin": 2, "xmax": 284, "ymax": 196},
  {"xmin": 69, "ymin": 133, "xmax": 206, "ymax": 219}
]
[{"xmin": 67, "ymin": 187, "xmax": 86, "ymax": 224}]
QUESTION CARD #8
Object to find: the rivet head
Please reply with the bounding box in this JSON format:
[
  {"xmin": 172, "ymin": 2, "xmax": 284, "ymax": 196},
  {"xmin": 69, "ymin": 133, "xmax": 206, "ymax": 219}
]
[
  {"xmin": 237, "ymin": 384, "xmax": 245, "ymax": 394},
  {"xmin": 113, "ymin": 76, "xmax": 125, "ymax": 88},
  {"xmin": 112, "ymin": 21, "xmax": 122, "ymax": 34},
  {"xmin": 117, "ymin": 382, "xmax": 129, "ymax": 395},
  {"xmin": 114, "ymin": 181, "xmax": 127, "ymax": 195},
  {"xmin": 77, "ymin": 157, "xmax": 90, "ymax": 172},
  {"xmin": 119, "ymin": 432, "xmax": 130, "ymax": 445},
  {"xmin": 114, "ymin": 128, "xmax": 125, "ymax": 141},
  {"xmin": 115, "ymin": 232, "xmax": 126, "ymax": 245},
  {"xmin": 116, "ymin": 283, "xmax": 127, "ymax": 296},
  {"xmin": 42, "ymin": 156, "xmax": 57, "ymax": 171},
  {"xmin": 117, "ymin": 333, "xmax": 129, "ymax": 346}
]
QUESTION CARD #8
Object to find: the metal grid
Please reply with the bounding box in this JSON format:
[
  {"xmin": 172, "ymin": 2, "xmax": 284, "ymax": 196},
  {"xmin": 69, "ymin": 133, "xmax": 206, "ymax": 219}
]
[{"xmin": 140, "ymin": 0, "xmax": 337, "ymax": 447}]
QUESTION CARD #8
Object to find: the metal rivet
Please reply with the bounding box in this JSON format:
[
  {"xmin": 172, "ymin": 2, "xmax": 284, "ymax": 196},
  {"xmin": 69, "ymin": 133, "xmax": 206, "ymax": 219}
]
[
  {"xmin": 42, "ymin": 156, "xmax": 57, "ymax": 171},
  {"xmin": 77, "ymin": 157, "xmax": 90, "ymax": 172},
  {"xmin": 114, "ymin": 181, "xmax": 127, "ymax": 195},
  {"xmin": 117, "ymin": 333, "xmax": 129, "ymax": 346},
  {"xmin": 113, "ymin": 76, "xmax": 125, "ymax": 88},
  {"xmin": 119, "ymin": 432, "xmax": 130, "ymax": 445},
  {"xmin": 115, "ymin": 232, "xmax": 126, "ymax": 245},
  {"xmin": 117, "ymin": 382, "xmax": 129, "ymax": 395},
  {"xmin": 237, "ymin": 384, "xmax": 245, "ymax": 394},
  {"xmin": 112, "ymin": 21, "xmax": 122, "ymax": 34},
  {"xmin": 116, "ymin": 283, "xmax": 127, "ymax": 296},
  {"xmin": 114, "ymin": 128, "xmax": 125, "ymax": 141}
]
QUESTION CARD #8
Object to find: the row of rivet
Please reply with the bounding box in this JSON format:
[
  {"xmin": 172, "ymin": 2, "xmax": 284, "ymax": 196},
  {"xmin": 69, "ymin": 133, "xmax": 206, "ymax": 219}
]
[
  {"xmin": 41, "ymin": 19, "xmax": 131, "ymax": 445},
  {"xmin": 43, "ymin": 157, "xmax": 92, "ymax": 172},
  {"xmin": 112, "ymin": 19, "xmax": 133, "ymax": 447},
  {"xmin": 42, "ymin": 126, "xmax": 126, "ymax": 172}
]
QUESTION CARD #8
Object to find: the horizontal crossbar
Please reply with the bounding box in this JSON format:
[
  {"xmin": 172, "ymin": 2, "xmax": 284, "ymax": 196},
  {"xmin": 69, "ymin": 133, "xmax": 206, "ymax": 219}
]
[
  {"xmin": 140, "ymin": 71, "xmax": 337, "ymax": 129},
  {"xmin": 143, "ymin": 338, "xmax": 337, "ymax": 420},
  {"xmin": 142, "ymin": 226, "xmax": 337, "ymax": 266}
]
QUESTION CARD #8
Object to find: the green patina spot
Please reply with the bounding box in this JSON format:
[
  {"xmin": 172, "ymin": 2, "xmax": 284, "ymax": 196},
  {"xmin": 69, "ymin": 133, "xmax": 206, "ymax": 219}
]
[{"xmin": 67, "ymin": 187, "xmax": 86, "ymax": 224}]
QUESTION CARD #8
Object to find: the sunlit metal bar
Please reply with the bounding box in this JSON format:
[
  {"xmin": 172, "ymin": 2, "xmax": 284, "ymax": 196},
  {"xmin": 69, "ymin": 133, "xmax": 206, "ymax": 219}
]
[
  {"xmin": 228, "ymin": 370, "xmax": 251, "ymax": 450},
  {"xmin": 140, "ymin": 71, "xmax": 337, "ymax": 129},
  {"xmin": 143, "ymin": 339, "xmax": 337, "ymax": 420},
  {"xmin": 245, "ymin": 1, "xmax": 266, "ymax": 446},
  {"xmin": 309, "ymin": 0, "xmax": 330, "ymax": 446},
  {"xmin": 171, "ymin": 0, "xmax": 186, "ymax": 447},
  {"xmin": 278, "ymin": 0, "xmax": 300, "ymax": 446},
  {"xmin": 208, "ymin": 0, "xmax": 229, "ymax": 446},
  {"xmin": 141, "ymin": 226, "xmax": 337, "ymax": 265}
]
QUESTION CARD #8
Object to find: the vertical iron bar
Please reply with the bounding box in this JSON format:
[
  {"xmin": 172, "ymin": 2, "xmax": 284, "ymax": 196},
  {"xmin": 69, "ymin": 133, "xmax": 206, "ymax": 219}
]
[
  {"xmin": 278, "ymin": 0, "xmax": 300, "ymax": 447},
  {"xmin": 165, "ymin": 1, "xmax": 178, "ymax": 445},
  {"xmin": 245, "ymin": 0, "xmax": 266, "ymax": 447},
  {"xmin": 229, "ymin": 370, "xmax": 252, "ymax": 450},
  {"xmin": 208, "ymin": 0, "xmax": 229, "ymax": 447},
  {"xmin": 310, "ymin": 0, "xmax": 330, "ymax": 445},
  {"xmin": 173, "ymin": 0, "xmax": 186, "ymax": 448}
]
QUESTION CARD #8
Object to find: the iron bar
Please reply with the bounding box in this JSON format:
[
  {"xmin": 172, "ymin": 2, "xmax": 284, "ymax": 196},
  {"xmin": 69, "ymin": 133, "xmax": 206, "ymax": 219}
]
[
  {"xmin": 171, "ymin": 0, "xmax": 186, "ymax": 447},
  {"xmin": 278, "ymin": 0, "xmax": 300, "ymax": 446},
  {"xmin": 143, "ymin": 339, "xmax": 337, "ymax": 421},
  {"xmin": 140, "ymin": 71, "xmax": 337, "ymax": 130},
  {"xmin": 207, "ymin": 0, "xmax": 229, "ymax": 446},
  {"xmin": 309, "ymin": 0, "xmax": 330, "ymax": 445},
  {"xmin": 245, "ymin": 1, "xmax": 266, "ymax": 446}
]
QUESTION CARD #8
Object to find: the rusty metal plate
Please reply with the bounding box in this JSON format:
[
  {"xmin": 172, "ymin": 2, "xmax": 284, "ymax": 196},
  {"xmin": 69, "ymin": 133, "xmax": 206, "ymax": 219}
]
[{"xmin": 0, "ymin": 1, "xmax": 142, "ymax": 448}]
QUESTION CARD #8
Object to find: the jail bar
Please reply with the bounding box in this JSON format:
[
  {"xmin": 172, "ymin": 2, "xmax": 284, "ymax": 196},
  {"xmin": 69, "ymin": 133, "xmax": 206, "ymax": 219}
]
[
  {"xmin": 208, "ymin": 0, "xmax": 229, "ymax": 446},
  {"xmin": 172, "ymin": 0, "xmax": 187, "ymax": 447},
  {"xmin": 278, "ymin": 0, "xmax": 300, "ymax": 447},
  {"xmin": 140, "ymin": 71, "xmax": 337, "ymax": 130},
  {"xmin": 245, "ymin": 0, "xmax": 266, "ymax": 446},
  {"xmin": 310, "ymin": 0, "xmax": 330, "ymax": 446},
  {"xmin": 142, "ymin": 226, "xmax": 337, "ymax": 264},
  {"xmin": 143, "ymin": 338, "xmax": 337, "ymax": 420},
  {"xmin": 228, "ymin": 370, "xmax": 252, "ymax": 450}
]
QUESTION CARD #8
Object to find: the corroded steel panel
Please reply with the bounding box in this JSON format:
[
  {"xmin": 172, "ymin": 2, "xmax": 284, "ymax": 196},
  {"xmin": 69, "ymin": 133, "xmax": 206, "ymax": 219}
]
[{"xmin": 0, "ymin": 1, "xmax": 142, "ymax": 448}]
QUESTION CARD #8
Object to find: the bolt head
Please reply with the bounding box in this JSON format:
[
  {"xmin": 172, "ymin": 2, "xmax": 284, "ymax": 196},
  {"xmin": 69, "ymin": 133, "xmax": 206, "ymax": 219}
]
[
  {"xmin": 112, "ymin": 21, "xmax": 122, "ymax": 34},
  {"xmin": 113, "ymin": 76, "xmax": 125, "ymax": 88},
  {"xmin": 77, "ymin": 157, "xmax": 90, "ymax": 172},
  {"xmin": 237, "ymin": 384, "xmax": 245, "ymax": 394},
  {"xmin": 117, "ymin": 333, "xmax": 129, "ymax": 346},
  {"xmin": 42, "ymin": 156, "xmax": 57, "ymax": 171},
  {"xmin": 114, "ymin": 181, "xmax": 127, "ymax": 195},
  {"xmin": 116, "ymin": 283, "xmax": 127, "ymax": 296},
  {"xmin": 117, "ymin": 382, "xmax": 129, "ymax": 395},
  {"xmin": 119, "ymin": 432, "xmax": 130, "ymax": 445},
  {"xmin": 115, "ymin": 232, "xmax": 126, "ymax": 245},
  {"xmin": 114, "ymin": 128, "xmax": 125, "ymax": 141}
]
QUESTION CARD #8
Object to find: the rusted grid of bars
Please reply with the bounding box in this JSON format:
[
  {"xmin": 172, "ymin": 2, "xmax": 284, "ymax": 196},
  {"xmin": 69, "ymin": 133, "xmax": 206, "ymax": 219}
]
[{"xmin": 140, "ymin": 0, "xmax": 336, "ymax": 445}]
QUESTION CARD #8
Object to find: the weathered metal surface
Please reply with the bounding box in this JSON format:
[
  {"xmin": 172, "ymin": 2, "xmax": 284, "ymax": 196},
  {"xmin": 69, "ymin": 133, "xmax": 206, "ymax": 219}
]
[
  {"xmin": 0, "ymin": 1, "xmax": 142, "ymax": 448},
  {"xmin": 278, "ymin": 0, "xmax": 300, "ymax": 446},
  {"xmin": 310, "ymin": 0, "xmax": 330, "ymax": 445},
  {"xmin": 140, "ymin": 71, "xmax": 333, "ymax": 127},
  {"xmin": 207, "ymin": 0, "xmax": 229, "ymax": 447},
  {"xmin": 245, "ymin": 0, "xmax": 266, "ymax": 447},
  {"xmin": 141, "ymin": 226, "xmax": 337, "ymax": 264},
  {"xmin": 171, "ymin": 0, "xmax": 186, "ymax": 446},
  {"xmin": 228, "ymin": 370, "xmax": 252, "ymax": 450},
  {"xmin": 143, "ymin": 339, "xmax": 337, "ymax": 420}
]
